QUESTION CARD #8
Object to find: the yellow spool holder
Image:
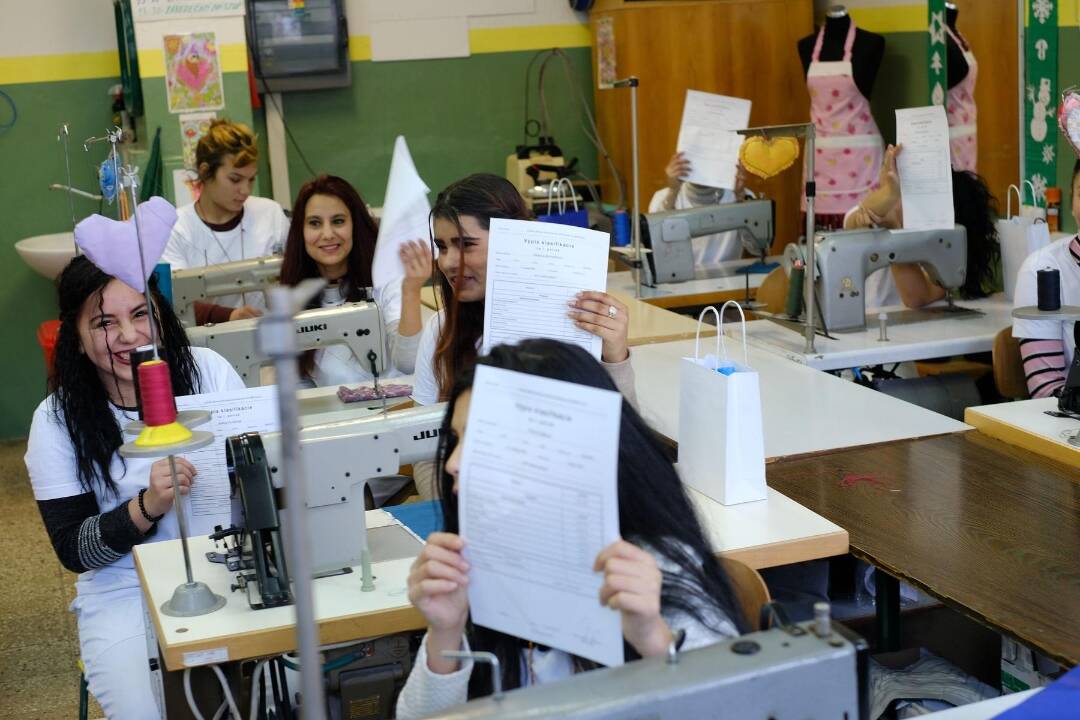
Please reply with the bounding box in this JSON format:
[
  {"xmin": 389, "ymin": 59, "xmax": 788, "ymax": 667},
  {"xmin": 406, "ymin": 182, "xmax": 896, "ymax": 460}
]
[{"xmin": 134, "ymin": 421, "xmax": 193, "ymax": 447}]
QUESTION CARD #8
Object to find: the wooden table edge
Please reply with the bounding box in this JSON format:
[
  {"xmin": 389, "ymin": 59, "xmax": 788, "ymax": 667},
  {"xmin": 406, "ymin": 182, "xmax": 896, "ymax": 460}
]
[
  {"xmin": 154, "ymin": 603, "xmax": 426, "ymax": 671},
  {"xmin": 718, "ymin": 529, "xmax": 849, "ymax": 571},
  {"xmin": 848, "ymin": 546, "xmax": 1078, "ymax": 668},
  {"xmin": 964, "ymin": 407, "xmax": 1080, "ymax": 469}
]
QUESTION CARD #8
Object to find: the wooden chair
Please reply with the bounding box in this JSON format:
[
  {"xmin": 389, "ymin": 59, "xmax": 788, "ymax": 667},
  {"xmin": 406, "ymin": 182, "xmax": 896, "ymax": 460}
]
[
  {"xmin": 718, "ymin": 557, "xmax": 771, "ymax": 632},
  {"xmin": 993, "ymin": 326, "xmax": 1029, "ymax": 400},
  {"xmin": 755, "ymin": 267, "xmax": 789, "ymax": 315}
]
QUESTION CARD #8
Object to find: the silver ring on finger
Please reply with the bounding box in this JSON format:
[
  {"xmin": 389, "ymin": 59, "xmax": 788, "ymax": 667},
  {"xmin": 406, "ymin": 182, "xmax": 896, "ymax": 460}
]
[{"xmin": 607, "ymin": 305, "xmax": 618, "ymax": 319}]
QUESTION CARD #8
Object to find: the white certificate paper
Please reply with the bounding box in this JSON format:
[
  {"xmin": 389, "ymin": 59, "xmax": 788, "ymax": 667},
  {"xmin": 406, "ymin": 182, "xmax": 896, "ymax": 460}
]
[
  {"xmin": 895, "ymin": 106, "xmax": 955, "ymax": 230},
  {"xmin": 176, "ymin": 386, "xmax": 279, "ymax": 536},
  {"xmin": 676, "ymin": 90, "xmax": 752, "ymax": 190},
  {"xmin": 460, "ymin": 365, "xmax": 624, "ymax": 667},
  {"xmin": 482, "ymin": 219, "xmax": 609, "ymax": 358}
]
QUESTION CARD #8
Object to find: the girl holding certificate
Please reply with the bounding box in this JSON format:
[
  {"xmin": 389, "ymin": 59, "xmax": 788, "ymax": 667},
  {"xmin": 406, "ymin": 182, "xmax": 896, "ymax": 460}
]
[
  {"xmin": 408, "ymin": 174, "xmax": 636, "ymax": 405},
  {"xmin": 396, "ymin": 340, "xmax": 745, "ymax": 717}
]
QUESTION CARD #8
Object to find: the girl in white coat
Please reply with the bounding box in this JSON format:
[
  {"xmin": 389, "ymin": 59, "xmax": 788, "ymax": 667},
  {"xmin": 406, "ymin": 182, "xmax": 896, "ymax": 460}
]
[{"xmin": 25, "ymin": 256, "xmax": 245, "ymax": 718}]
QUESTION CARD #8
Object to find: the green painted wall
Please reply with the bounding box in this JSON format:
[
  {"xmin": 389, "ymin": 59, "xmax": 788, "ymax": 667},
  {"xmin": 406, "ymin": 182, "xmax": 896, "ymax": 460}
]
[
  {"xmin": 0, "ymin": 77, "xmax": 119, "ymax": 440},
  {"xmin": 270, "ymin": 47, "xmax": 598, "ymax": 206}
]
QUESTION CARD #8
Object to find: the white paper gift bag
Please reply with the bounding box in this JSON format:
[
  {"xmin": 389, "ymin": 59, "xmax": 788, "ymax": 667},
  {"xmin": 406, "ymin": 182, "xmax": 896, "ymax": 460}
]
[
  {"xmin": 678, "ymin": 302, "xmax": 767, "ymax": 505},
  {"xmin": 1000, "ymin": 183, "xmax": 1051, "ymax": 301}
]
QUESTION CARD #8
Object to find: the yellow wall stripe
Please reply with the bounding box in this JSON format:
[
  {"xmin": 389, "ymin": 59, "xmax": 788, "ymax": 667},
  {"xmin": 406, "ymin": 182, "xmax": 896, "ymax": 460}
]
[
  {"xmin": 469, "ymin": 23, "xmax": 592, "ymax": 54},
  {"xmin": 5, "ymin": 11, "xmax": 1077, "ymax": 85},
  {"xmin": 137, "ymin": 42, "xmax": 249, "ymax": 78},
  {"xmin": 0, "ymin": 50, "xmax": 119, "ymax": 85}
]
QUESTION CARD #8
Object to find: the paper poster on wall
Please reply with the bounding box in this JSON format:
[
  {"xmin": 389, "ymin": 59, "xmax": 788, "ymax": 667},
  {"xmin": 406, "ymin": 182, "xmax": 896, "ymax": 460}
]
[
  {"xmin": 596, "ymin": 16, "xmax": 616, "ymax": 89},
  {"xmin": 173, "ymin": 168, "xmax": 200, "ymax": 207},
  {"xmin": 164, "ymin": 33, "xmax": 225, "ymax": 114},
  {"xmin": 179, "ymin": 112, "xmax": 217, "ymax": 169},
  {"xmin": 134, "ymin": 0, "xmax": 245, "ymax": 21}
]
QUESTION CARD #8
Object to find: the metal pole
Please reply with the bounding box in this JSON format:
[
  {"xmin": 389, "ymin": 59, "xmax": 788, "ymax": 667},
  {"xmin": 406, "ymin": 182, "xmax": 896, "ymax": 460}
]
[
  {"xmin": 629, "ymin": 78, "xmax": 642, "ymax": 299},
  {"xmin": 58, "ymin": 124, "xmax": 78, "ymax": 249},
  {"xmin": 168, "ymin": 454, "xmax": 196, "ymax": 584},
  {"xmin": 123, "ymin": 168, "xmax": 160, "ymax": 357},
  {"xmin": 262, "ymin": 284, "xmax": 327, "ymax": 720},
  {"xmin": 803, "ymin": 126, "xmax": 817, "ymax": 354},
  {"xmin": 1018, "ymin": 0, "xmax": 1026, "ymax": 186}
]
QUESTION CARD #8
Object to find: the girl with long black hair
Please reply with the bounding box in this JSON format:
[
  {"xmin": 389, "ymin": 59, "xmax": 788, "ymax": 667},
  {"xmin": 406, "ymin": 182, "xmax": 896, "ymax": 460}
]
[
  {"xmin": 25, "ymin": 256, "xmax": 244, "ymax": 717},
  {"xmin": 396, "ymin": 340, "xmax": 746, "ymax": 717},
  {"xmin": 844, "ymin": 143, "xmax": 1001, "ymax": 308},
  {"xmin": 407, "ymin": 173, "xmax": 636, "ymax": 407}
]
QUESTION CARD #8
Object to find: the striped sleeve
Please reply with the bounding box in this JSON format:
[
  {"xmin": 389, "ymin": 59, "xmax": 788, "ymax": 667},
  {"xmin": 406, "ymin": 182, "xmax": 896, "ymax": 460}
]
[
  {"xmin": 37, "ymin": 493, "xmax": 154, "ymax": 574},
  {"xmin": 1019, "ymin": 338, "xmax": 1066, "ymax": 399}
]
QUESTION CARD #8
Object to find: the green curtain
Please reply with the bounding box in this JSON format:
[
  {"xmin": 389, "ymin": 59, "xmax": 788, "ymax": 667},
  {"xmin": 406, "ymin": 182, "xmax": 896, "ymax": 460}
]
[
  {"xmin": 141, "ymin": 127, "xmax": 164, "ymax": 201},
  {"xmin": 113, "ymin": 0, "xmax": 143, "ymax": 118},
  {"xmin": 927, "ymin": 0, "xmax": 947, "ymax": 106}
]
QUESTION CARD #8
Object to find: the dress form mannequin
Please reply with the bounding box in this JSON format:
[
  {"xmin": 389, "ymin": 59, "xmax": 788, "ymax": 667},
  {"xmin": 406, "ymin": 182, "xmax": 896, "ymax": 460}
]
[
  {"xmin": 797, "ymin": 5, "xmax": 886, "ymax": 225},
  {"xmin": 946, "ymin": 4, "xmax": 970, "ymax": 90},
  {"xmin": 798, "ymin": 8, "xmax": 885, "ymax": 100},
  {"xmin": 943, "ymin": 2, "xmax": 978, "ymax": 171}
]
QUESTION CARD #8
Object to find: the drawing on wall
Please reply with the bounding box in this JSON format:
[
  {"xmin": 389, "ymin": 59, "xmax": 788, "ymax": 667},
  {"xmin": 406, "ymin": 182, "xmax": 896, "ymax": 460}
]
[
  {"xmin": 179, "ymin": 112, "xmax": 217, "ymax": 169},
  {"xmin": 164, "ymin": 32, "xmax": 225, "ymax": 114}
]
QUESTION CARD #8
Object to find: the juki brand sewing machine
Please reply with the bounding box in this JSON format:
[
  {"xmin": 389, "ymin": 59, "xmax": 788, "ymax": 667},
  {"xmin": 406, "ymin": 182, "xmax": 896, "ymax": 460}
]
[
  {"xmin": 431, "ymin": 614, "xmax": 869, "ymax": 719},
  {"xmin": 185, "ymin": 301, "xmax": 385, "ymax": 386},
  {"xmin": 172, "ymin": 255, "xmax": 283, "ymax": 327},
  {"xmin": 792, "ymin": 226, "xmax": 968, "ymax": 332},
  {"xmin": 640, "ymin": 200, "xmax": 774, "ymax": 285},
  {"xmin": 213, "ymin": 402, "xmax": 446, "ymax": 610}
]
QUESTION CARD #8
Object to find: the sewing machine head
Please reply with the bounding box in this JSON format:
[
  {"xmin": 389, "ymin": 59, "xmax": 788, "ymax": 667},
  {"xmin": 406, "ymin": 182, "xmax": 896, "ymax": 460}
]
[
  {"xmin": 219, "ymin": 403, "xmax": 446, "ymax": 609},
  {"xmin": 640, "ymin": 200, "xmax": 773, "ymax": 285},
  {"xmin": 429, "ymin": 617, "xmax": 868, "ymax": 719},
  {"xmin": 172, "ymin": 255, "xmax": 283, "ymax": 327},
  {"xmin": 814, "ymin": 226, "xmax": 968, "ymax": 332},
  {"xmin": 186, "ymin": 300, "xmax": 385, "ymax": 386}
]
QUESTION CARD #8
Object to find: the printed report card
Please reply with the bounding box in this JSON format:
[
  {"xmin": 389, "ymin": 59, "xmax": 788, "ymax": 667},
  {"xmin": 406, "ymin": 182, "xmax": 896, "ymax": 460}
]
[{"xmin": 460, "ymin": 364, "xmax": 624, "ymax": 667}]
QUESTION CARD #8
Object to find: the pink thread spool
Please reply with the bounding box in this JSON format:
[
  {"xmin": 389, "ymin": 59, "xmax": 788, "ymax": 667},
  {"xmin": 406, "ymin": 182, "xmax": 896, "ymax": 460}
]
[{"xmin": 137, "ymin": 360, "xmax": 178, "ymax": 427}]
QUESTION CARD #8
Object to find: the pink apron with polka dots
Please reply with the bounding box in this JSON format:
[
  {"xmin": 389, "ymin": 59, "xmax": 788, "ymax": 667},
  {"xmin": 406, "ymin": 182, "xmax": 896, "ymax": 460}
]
[
  {"xmin": 803, "ymin": 22, "xmax": 884, "ymax": 216},
  {"xmin": 946, "ymin": 26, "xmax": 978, "ymax": 172}
]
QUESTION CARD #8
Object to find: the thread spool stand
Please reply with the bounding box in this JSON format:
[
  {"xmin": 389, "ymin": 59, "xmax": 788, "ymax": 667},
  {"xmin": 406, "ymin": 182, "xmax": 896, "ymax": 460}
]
[
  {"xmin": 114, "ymin": 166, "xmax": 224, "ymax": 618},
  {"xmin": 119, "ymin": 362, "xmax": 222, "ymax": 618},
  {"xmin": 1013, "ymin": 267, "xmax": 1080, "ymax": 321}
]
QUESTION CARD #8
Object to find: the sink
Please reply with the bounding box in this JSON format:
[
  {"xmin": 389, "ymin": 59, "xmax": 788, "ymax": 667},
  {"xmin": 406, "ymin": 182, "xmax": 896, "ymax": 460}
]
[{"xmin": 15, "ymin": 233, "xmax": 77, "ymax": 280}]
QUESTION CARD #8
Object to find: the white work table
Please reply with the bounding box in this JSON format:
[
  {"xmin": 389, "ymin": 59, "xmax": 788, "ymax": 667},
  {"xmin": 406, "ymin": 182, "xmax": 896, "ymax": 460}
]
[
  {"xmin": 734, "ymin": 295, "xmax": 1013, "ymax": 371},
  {"xmin": 134, "ymin": 510, "xmax": 425, "ymax": 671},
  {"xmin": 630, "ymin": 338, "xmax": 970, "ymax": 461},
  {"xmin": 965, "ymin": 397, "xmax": 1080, "ymax": 468}
]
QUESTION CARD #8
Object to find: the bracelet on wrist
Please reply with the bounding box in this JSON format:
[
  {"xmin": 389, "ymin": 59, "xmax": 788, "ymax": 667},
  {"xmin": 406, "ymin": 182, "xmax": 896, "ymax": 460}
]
[{"xmin": 137, "ymin": 488, "xmax": 165, "ymax": 523}]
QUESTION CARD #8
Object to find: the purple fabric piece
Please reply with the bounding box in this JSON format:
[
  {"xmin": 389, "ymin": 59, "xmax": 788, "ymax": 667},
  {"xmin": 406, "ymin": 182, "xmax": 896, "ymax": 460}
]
[
  {"xmin": 336, "ymin": 384, "xmax": 413, "ymax": 403},
  {"xmin": 75, "ymin": 197, "xmax": 177, "ymax": 292}
]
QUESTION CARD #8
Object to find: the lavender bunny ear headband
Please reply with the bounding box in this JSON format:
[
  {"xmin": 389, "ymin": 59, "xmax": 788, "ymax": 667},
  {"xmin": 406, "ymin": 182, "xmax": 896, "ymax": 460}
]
[{"xmin": 74, "ymin": 196, "xmax": 177, "ymax": 293}]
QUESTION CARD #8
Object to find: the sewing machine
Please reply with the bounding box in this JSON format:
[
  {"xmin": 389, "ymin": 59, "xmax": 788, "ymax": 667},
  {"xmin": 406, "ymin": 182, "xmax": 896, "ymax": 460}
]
[
  {"xmin": 171, "ymin": 255, "xmax": 283, "ymax": 327},
  {"xmin": 640, "ymin": 200, "xmax": 774, "ymax": 285},
  {"xmin": 185, "ymin": 301, "xmax": 385, "ymax": 386},
  {"xmin": 809, "ymin": 226, "xmax": 968, "ymax": 332},
  {"xmin": 430, "ymin": 616, "xmax": 869, "ymax": 719},
  {"xmin": 216, "ymin": 402, "xmax": 446, "ymax": 610}
]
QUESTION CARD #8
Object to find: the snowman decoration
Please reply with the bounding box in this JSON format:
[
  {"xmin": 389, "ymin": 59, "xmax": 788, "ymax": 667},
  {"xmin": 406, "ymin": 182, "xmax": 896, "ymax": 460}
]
[{"xmin": 1029, "ymin": 78, "xmax": 1055, "ymax": 143}]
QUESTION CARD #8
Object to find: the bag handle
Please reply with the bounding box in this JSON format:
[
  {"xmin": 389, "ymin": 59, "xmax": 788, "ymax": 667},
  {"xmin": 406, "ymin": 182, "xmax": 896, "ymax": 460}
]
[
  {"xmin": 718, "ymin": 300, "xmax": 749, "ymax": 366},
  {"xmin": 694, "ymin": 306, "xmax": 721, "ymax": 361},
  {"xmin": 1006, "ymin": 184, "xmax": 1021, "ymax": 218},
  {"xmin": 1022, "ymin": 179, "xmax": 1041, "ymax": 208},
  {"xmin": 557, "ymin": 178, "xmax": 578, "ymax": 213}
]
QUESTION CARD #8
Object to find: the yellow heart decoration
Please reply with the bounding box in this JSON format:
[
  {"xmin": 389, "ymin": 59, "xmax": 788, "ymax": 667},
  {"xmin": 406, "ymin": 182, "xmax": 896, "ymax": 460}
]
[{"xmin": 739, "ymin": 136, "xmax": 801, "ymax": 180}]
